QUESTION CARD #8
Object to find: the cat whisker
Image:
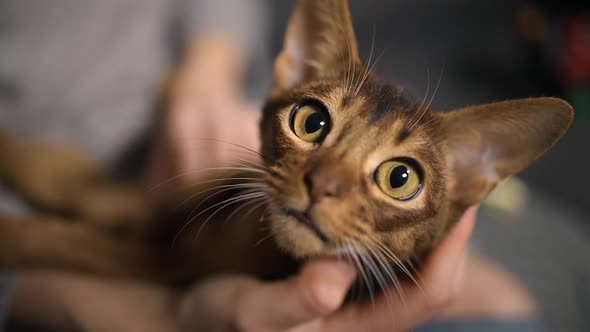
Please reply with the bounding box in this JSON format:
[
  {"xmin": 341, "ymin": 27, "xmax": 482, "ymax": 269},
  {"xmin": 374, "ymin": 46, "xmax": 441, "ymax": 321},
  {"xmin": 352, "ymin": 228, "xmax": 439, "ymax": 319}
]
[
  {"xmin": 360, "ymin": 246, "xmax": 396, "ymax": 318},
  {"xmin": 345, "ymin": 242, "xmax": 376, "ymax": 311},
  {"xmin": 369, "ymin": 237, "xmax": 428, "ymax": 300},
  {"xmin": 258, "ymin": 206, "xmax": 272, "ymax": 224},
  {"xmin": 406, "ymin": 257, "xmax": 427, "ymax": 287},
  {"xmin": 354, "ymin": 50, "xmax": 385, "ymax": 97},
  {"xmin": 411, "ymin": 64, "xmax": 445, "ymax": 129},
  {"xmin": 335, "ymin": 22, "xmax": 354, "ymax": 94},
  {"xmin": 224, "ymin": 197, "xmax": 270, "ymax": 226},
  {"xmin": 423, "ymin": 64, "xmax": 445, "ymax": 112},
  {"xmin": 193, "ymin": 191, "xmax": 268, "ymax": 240},
  {"xmin": 366, "ymin": 246, "xmax": 400, "ymax": 325},
  {"xmin": 176, "ymin": 182, "xmax": 267, "ymax": 210},
  {"xmin": 172, "ymin": 189, "xmax": 266, "ymax": 245},
  {"xmin": 185, "ymin": 138, "xmax": 263, "ymax": 158},
  {"xmin": 366, "ymin": 241, "xmax": 407, "ymax": 311},
  {"xmin": 229, "ymin": 158, "xmax": 267, "ymax": 170},
  {"xmin": 352, "ymin": 24, "xmax": 376, "ymax": 96},
  {"xmin": 414, "ymin": 66, "xmax": 431, "ymax": 127},
  {"xmin": 149, "ymin": 166, "xmax": 267, "ymax": 192},
  {"xmin": 254, "ymin": 230, "xmax": 275, "ymax": 247}
]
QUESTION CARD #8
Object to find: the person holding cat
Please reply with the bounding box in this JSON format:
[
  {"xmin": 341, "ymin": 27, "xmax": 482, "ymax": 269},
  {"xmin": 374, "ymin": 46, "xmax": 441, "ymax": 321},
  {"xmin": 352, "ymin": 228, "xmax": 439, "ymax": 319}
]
[{"xmin": 0, "ymin": 0, "xmax": 545, "ymax": 331}]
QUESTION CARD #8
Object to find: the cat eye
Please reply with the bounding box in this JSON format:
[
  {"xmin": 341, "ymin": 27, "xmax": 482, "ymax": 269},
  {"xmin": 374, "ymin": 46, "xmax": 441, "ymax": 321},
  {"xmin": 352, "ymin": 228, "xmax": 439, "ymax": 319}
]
[
  {"xmin": 289, "ymin": 100, "xmax": 331, "ymax": 143},
  {"xmin": 375, "ymin": 159, "xmax": 422, "ymax": 200}
]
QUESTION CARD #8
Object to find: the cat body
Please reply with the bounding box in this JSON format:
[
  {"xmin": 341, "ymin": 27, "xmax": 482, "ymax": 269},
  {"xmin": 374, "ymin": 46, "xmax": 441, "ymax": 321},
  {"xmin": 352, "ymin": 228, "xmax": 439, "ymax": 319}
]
[{"xmin": 0, "ymin": 0, "xmax": 573, "ymax": 293}]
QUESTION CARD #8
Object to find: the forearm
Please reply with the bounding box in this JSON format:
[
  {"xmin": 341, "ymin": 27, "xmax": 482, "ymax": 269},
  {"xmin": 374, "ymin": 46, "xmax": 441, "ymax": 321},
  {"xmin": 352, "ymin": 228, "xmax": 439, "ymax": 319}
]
[
  {"xmin": 168, "ymin": 33, "xmax": 246, "ymax": 100},
  {"xmin": 8, "ymin": 271, "xmax": 178, "ymax": 332},
  {"xmin": 168, "ymin": 0, "xmax": 268, "ymax": 101}
]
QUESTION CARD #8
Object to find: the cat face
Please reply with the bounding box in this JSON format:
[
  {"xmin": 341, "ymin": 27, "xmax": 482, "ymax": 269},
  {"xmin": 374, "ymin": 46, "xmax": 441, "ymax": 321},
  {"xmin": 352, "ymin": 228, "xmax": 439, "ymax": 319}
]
[
  {"xmin": 259, "ymin": 0, "xmax": 573, "ymax": 260},
  {"xmin": 261, "ymin": 80, "xmax": 448, "ymax": 260}
]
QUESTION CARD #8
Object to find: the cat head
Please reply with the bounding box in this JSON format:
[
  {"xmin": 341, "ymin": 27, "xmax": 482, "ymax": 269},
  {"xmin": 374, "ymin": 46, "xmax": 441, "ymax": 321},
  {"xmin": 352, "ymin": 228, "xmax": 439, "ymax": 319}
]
[{"xmin": 259, "ymin": 0, "xmax": 573, "ymax": 260}]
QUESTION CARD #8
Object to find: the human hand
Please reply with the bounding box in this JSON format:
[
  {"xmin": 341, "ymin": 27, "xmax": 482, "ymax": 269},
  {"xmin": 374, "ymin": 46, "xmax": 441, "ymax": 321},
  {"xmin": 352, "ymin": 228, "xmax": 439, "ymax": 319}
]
[
  {"xmin": 152, "ymin": 96, "xmax": 260, "ymax": 180},
  {"xmin": 145, "ymin": 34, "xmax": 261, "ymax": 188},
  {"xmin": 176, "ymin": 207, "xmax": 477, "ymax": 332}
]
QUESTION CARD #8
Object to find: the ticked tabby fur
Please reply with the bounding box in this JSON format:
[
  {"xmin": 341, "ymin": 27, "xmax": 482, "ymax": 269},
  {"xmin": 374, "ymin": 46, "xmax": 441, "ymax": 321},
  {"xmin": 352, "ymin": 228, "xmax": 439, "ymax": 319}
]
[{"xmin": 0, "ymin": 0, "xmax": 573, "ymax": 293}]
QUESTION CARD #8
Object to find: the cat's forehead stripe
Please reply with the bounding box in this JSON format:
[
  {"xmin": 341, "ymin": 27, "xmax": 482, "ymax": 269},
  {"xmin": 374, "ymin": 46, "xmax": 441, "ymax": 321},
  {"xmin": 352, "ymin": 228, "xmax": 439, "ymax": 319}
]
[
  {"xmin": 359, "ymin": 82, "xmax": 414, "ymax": 123},
  {"xmin": 395, "ymin": 127, "xmax": 412, "ymax": 144}
]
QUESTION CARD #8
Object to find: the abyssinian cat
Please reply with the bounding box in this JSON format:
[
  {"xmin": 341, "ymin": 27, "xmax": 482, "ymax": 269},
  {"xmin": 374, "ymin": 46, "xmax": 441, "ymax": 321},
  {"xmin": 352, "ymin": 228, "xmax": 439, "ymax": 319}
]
[{"xmin": 0, "ymin": 0, "xmax": 573, "ymax": 295}]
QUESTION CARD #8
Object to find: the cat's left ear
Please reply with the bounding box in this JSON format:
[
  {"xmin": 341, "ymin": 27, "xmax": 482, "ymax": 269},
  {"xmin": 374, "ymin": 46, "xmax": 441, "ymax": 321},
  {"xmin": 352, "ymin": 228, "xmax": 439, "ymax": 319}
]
[
  {"xmin": 441, "ymin": 97, "xmax": 573, "ymax": 206},
  {"xmin": 273, "ymin": 0, "xmax": 362, "ymax": 91}
]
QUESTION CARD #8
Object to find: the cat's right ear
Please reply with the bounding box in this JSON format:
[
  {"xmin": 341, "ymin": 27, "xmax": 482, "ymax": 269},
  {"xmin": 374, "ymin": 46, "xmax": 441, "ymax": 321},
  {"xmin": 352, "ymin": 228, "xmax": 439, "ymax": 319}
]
[
  {"xmin": 273, "ymin": 0, "xmax": 361, "ymax": 91},
  {"xmin": 441, "ymin": 97, "xmax": 573, "ymax": 207}
]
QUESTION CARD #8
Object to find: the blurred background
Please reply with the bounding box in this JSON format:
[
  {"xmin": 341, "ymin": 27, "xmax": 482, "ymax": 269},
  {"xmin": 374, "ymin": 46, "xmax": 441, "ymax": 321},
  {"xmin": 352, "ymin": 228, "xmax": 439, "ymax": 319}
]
[{"xmin": 1, "ymin": 0, "xmax": 589, "ymax": 331}]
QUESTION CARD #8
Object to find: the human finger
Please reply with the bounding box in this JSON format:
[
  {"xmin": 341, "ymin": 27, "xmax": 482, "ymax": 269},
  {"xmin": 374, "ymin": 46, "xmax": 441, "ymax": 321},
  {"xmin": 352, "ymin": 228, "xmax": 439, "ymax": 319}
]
[{"xmin": 320, "ymin": 206, "xmax": 478, "ymax": 332}]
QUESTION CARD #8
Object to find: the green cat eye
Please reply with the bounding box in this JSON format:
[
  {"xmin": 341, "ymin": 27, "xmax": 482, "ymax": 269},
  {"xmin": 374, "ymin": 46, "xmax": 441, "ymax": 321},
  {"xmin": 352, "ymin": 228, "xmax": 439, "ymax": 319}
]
[
  {"xmin": 289, "ymin": 101, "xmax": 331, "ymax": 143},
  {"xmin": 375, "ymin": 159, "xmax": 422, "ymax": 200}
]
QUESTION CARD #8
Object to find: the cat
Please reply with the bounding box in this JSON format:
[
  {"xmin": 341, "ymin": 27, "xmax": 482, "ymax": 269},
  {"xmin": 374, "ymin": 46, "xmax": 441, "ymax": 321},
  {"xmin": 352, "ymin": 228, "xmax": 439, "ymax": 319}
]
[{"xmin": 0, "ymin": 0, "xmax": 573, "ymax": 293}]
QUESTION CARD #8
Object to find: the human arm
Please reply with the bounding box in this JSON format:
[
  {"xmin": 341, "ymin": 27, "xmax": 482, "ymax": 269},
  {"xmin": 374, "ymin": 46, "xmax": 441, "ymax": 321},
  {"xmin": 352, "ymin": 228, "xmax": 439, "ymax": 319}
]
[{"xmin": 145, "ymin": 0, "xmax": 268, "ymax": 186}]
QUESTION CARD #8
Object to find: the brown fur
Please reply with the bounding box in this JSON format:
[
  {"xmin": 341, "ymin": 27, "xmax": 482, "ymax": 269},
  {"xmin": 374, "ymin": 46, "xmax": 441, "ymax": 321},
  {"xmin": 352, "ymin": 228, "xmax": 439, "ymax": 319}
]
[{"xmin": 0, "ymin": 0, "xmax": 574, "ymax": 291}]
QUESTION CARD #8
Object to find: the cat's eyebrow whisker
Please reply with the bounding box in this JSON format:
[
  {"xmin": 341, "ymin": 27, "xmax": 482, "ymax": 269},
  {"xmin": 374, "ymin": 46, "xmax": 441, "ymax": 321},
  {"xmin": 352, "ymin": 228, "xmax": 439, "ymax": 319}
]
[
  {"xmin": 423, "ymin": 64, "xmax": 445, "ymax": 113},
  {"xmin": 354, "ymin": 50, "xmax": 384, "ymax": 97},
  {"xmin": 413, "ymin": 66, "xmax": 431, "ymax": 128},
  {"xmin": 411, "ymin": 64, "xmax": 445, "ymax": 130},
  {"xmin": 334, "ymin": 22, "xmax": 354, "ymax": 93},
  {"xmin": 352, "ymin": 24, "xmax": 376, "ymax": 96}
]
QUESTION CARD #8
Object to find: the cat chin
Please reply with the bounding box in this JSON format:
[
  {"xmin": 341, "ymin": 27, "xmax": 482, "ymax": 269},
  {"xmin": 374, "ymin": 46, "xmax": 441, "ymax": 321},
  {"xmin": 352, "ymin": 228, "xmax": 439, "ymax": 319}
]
[{"xmin": 270, "ymin": 213, "xmax": 344, "ymax": 259}]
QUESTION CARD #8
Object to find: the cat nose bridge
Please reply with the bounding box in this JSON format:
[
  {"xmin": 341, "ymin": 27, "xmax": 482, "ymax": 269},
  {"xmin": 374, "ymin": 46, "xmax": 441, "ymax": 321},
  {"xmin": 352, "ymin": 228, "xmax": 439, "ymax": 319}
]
[{"xmin": 304, "ymin": 159, "xmax": 352, "ymax": 203}]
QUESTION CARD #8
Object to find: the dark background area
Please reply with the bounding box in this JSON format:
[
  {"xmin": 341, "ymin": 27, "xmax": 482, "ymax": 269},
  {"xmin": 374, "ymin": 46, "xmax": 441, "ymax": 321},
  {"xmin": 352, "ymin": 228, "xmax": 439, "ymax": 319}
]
[{"xmin": 268, "ymin": 0, "xmax": 590, "ymax": 221}]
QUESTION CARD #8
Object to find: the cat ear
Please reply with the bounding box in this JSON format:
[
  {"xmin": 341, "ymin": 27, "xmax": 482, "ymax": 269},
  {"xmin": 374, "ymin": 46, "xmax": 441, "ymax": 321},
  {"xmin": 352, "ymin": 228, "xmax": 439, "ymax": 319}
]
[
  {"xmin": 441, "ymin": 97, "xmax": 573, "ymax": 206},
  {"xmin": 273, "ymin": 0, "xmax": 361, "ymax": 90}
]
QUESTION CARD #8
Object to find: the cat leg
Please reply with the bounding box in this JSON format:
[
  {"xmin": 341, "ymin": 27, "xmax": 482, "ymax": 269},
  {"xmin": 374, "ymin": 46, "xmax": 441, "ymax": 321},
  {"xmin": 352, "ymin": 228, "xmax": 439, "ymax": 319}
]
[
  {"xmin": 0, "ymin": 129, "xmax": 153, "ymax": 235},
  {"xmin": 0, "ymin": 214, "xmax": 163, "ymax": 281}
]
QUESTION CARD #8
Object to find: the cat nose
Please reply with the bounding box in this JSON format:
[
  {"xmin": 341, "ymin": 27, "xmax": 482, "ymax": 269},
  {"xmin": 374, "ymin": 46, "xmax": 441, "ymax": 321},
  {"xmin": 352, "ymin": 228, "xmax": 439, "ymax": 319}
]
[{"xmin": 304, "ymin": 170, "xmax": 342, "ymax": 202}]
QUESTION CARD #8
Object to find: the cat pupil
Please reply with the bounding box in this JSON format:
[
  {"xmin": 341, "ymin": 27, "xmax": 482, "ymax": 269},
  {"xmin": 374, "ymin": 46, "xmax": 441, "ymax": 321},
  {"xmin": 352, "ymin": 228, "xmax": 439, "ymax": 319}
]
[
  {"xmin": 305, "ymin": 112, "xmax": 325, "ymax": 133},
  {"xmin": 390, "ymin": 166, "xmax": 410, "ymax": 188}
]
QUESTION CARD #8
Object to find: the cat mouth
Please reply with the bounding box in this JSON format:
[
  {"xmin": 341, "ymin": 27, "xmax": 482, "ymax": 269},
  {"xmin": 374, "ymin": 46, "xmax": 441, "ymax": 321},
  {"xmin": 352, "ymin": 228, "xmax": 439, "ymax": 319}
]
[{"xmin": 283, "ymin": 208, "xmax": 329, "ymax": 243}]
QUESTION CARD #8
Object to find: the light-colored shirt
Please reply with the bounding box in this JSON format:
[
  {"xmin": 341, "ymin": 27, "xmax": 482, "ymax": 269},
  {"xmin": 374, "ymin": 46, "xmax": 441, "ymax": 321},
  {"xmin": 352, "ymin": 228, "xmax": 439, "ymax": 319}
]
[{"xmin": 0, "ymin": 0, "xmax": 268, "ymax": 165}]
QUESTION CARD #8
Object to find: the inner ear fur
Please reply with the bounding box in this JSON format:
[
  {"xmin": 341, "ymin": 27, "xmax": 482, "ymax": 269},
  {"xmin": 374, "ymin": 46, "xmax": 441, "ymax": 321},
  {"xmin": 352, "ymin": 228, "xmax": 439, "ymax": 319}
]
[
  {"xmin": 441, "ymin": 97, "xmax": 574, "ymax": 206},
  {"xmin": 273, "ymin": 0, "xmax": 362, "ymax": 91}
]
